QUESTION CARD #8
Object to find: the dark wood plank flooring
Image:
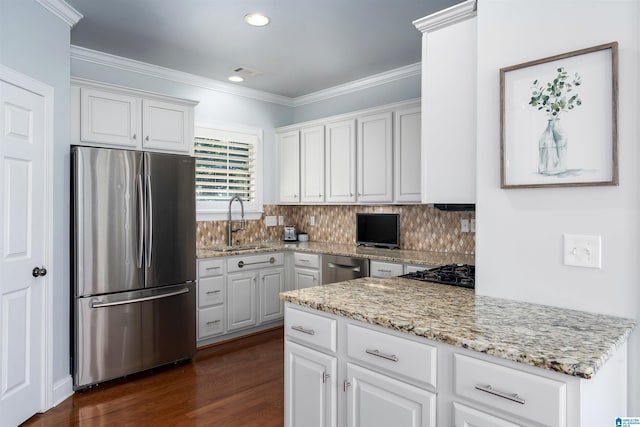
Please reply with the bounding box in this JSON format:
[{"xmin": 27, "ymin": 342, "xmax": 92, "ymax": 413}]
[{"xmin": 22, "ymin": 327, "xmax": 284, "ymax": 427}]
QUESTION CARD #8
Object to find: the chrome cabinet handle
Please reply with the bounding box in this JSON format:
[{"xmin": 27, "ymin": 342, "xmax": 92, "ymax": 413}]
[
  {"xmin": 238, "ymin": 257, "xmax": 275, "ymax": 268},
  {"xmin": 365, "ymin": 349, "xmax": 399, "ymax": 362},
  {"xmin": 378, "ymin": 269, "xmax": 392, "ymax": 273},
  {"xmin": 291, "ymin": 325, "xmax": 315, "ymax": 335},
  {"xmin": 206, "ymin": 319, "xmax": 221, "ymax": 326},
  {"xmin": 206, "ymin": 290, "xmax": 221, "ymax": 295},
  {"xmin": 343, "ymin": 380, "xmax": 351, "ymax": 392},
  {"xmin": 474, "ymin": 384, "xmax": 525, "ymax": 405},
  {"xmin": 206, "ymin": 266, "xmax": 221, "ymax": 270},
  {"xmin": 322, "ymin": 372, "xmax": 330, "ymax": 384}
]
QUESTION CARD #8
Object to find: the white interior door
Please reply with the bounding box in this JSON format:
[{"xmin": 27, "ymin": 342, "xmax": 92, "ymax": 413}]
[{"xmin": 0, "ymin": 78, "xmax": 47, "ymax": 425}]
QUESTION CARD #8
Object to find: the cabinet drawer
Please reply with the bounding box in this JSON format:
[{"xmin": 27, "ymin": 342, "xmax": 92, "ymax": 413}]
[
  {"xmin": 198, "ymin": 305, "xmax": 224, "ymax": 339},
  {"xmin": 285, "ymin": 306, "xmax": 336, "ymax": 353},
  {"xmin": 198, "ymin": 258, "xmax": 224, "ymax": 278},
  {"xmin": 198, "ymin": 276, "xmax": 224, "ymax": 308},
  {"xmin": 453, "ymin": 402, "xmax": 524, "ymax": 427},
  {"xmin": 369, "ymin": 260, "xmax": 403, "ymax": 278},
  {"xmin": 294, "ymin": 252, "xmax": 320, "ymax": 269},
  {"xmin": 346, "ymin": 324, "xmax": 436, "ymax": 388},
  {"xmin": 454, "ymin": 354, "xmax": 566, "ymax": 427},
  {"xmin": 228, "ymin": 252, "xmax": 284, "ymax": 273}
]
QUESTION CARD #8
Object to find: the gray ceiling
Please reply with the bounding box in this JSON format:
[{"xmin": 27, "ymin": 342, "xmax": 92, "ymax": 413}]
[{"xmin": 66, "ymin": 0, "xmax": 462, "ymax": 98}]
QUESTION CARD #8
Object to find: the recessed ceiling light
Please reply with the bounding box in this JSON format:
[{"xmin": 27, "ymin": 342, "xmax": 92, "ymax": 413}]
[
  {"xmin": 244, "ymin": 13, "xmax": 270, "ymax": 27},
  {"xmin": 228, "ymin": 75, "xmax": 244, "ymax": 83}
]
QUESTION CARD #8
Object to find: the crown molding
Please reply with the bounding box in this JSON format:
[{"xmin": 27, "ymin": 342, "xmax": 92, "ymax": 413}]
[
  {"xmin": 71, "ymin": 45, "xmax": 421, "ymax": 108},
  {"xmin": 71, "ymin": 45, "xmax": 295, "ymax": 106},
  {"xmin": 413, "ymin": 0, "xmax": 476, "ymax": 33},
  {"xmin": 291, "ymin": 62, "xmax": 422, "ymax": 107},
  {"xmin": 35, "ymin": 0, "xmax": 83, "ymax": 28}
]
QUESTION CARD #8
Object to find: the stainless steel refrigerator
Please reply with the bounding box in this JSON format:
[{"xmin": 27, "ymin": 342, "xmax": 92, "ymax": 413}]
[{"xmin": 71, "ymin": 145, "xmax": 196, "ymax": 390}]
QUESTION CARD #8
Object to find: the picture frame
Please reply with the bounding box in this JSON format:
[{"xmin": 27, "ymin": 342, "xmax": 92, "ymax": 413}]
[{"xmin": 500, "ymin": 42, "xmax": 618, "ymax": 189}]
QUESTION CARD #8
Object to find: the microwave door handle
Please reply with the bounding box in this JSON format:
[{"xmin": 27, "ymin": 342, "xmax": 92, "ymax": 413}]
[{"xmin": 136, "ymin": 174, "xmax": 144, "ymax": 268}]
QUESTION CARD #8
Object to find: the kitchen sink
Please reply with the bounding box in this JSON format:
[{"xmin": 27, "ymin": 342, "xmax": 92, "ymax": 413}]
[{"xmin": 208, "ymin": 244, "xmax": 272, "ymax": 253}]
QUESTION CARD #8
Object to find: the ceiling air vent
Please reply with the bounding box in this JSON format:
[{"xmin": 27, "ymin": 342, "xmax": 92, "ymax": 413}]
[{"xmin": 231, "ymin": 66, "xmax": 262, "ymax": 78}]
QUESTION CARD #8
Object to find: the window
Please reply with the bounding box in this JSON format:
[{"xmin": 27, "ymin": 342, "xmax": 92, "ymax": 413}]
[{"xmin": 194, "ymin": 125, "xmax": 262, "ymax": 219}]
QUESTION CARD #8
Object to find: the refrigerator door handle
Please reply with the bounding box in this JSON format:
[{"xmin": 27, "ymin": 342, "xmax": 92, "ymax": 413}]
[
  {"xmin": 137, "ymin": 174, "xmax": 144, "ymax": 268},
  {"xmin": 145, "ymin": 174, "xmax": 153, "ymax": 268},
  {"xmin": 90, "ymin": 287, "xmax": 189, "ymax": 309}
]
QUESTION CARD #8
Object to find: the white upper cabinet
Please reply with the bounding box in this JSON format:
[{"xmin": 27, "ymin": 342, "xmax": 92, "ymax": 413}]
[
  {"xmin": 357, "ymin": 112, "xmax": 393, "ymax": 203},
  {"xmin": 394, "ymin": 106, "xmax": 421, "ymax": 203},
  {"xmin": 80, "ymin": 88, "xmax": 141, "ymax": 148},
  {"xmin": 72, "ymin": 80, "xmax": 197, "ymax": 154},
  {"xmin": 278, "ymin": 130, "xmax": 301, "ymax": 203},
  {"xmin": 325, "ymin": 119, "xmax": 356, "ymax": 203},
  {"xmin": 276, "ymin": 99, "xmax": 420, "ymax": 205},
  {"xmin": 142, "ymin": 98, "xmax": 192, "ymax": 152},
  {"xmin": 300, "ymin": 125, "xmax": 326, "ymax": 203},
  {"xmin": 414, "ymin": 0, "xmax": 477, "ymax": 203}
]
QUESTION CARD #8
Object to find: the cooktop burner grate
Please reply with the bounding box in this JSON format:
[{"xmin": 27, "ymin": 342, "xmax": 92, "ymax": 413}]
[{"xmin": 400, "ymin": 264, "xmax": 475, "ymax": 289}]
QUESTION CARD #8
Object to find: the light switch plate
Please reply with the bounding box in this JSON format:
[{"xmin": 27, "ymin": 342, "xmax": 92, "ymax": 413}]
[
  {"xmin": 460, "ymin": 219, "xmax": 470, "ymax": 233},
  {"xmin": 278, "ymin": 216, "xmax": 284, "ymax": 225},
  {"xmin": 265, "ymin": 216, "xmax": 277, "ymax": 227},
  {"xmin": 564, "ymin": 234, "xmax": 602, "ymax": 268}
]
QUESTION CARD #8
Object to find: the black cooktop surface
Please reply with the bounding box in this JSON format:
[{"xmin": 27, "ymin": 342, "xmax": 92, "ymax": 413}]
[{"xmin": 400, "ymin": 264, "xmax": 475, "ymax": 289}]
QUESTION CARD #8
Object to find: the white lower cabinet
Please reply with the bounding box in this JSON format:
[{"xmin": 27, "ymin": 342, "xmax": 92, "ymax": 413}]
[
  {"xmin": 452, "ymin": 402, "xmax": 523, "ymax": 427},
  {"xmin": 227, "ymin": 271, "xmax": 258, "ymax": 332},
  {"xmin": 347, "ymin": 363, "xmax": 435, "ymax": 427},
  {"xmin": 294, "ymin": 252, "xmax": 321, "ymax": 289},
  {"xmin": 260, "ymin": 267, "xmax": 285, "ymax": 323},
  {"xmin": 285, "ymin": 304, "xmax": 436, "ymax": 427},
  {"xmin": 285, "ymin": 341, "xmax": 337, "ymax": 427},
  {"xmin": 197, "ymin": 253, "xmax": 285, "ymax": 346},
  {"xmin": 284, "ymin": 303, "xmax": 626, "ymax": 427}
]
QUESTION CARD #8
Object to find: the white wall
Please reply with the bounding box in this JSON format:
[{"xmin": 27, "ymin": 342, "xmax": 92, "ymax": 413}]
[
  {"xmin": 476, "ymin": 0, "xmax": 640, "ymax": 414},
  {"xmin": 0, "ymin": 0, "xmax": 73, "ymax": 399}
]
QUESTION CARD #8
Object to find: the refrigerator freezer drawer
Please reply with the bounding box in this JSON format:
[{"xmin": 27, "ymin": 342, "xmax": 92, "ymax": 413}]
[{"xmin": 74, "ymin": 283, "xmax": 196, "ymax": 389}]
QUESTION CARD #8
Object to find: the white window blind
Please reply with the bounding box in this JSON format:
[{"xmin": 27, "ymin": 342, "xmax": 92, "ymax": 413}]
[{"xmin": 194, "ymin": 126, "xmax": 260, "ymax": 215}]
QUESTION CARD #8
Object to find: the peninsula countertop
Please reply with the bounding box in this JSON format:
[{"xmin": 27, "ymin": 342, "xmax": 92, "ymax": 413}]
[
  {"xmin": 197, "ymin": 241, "xmax": 475, "ymax": 267},
  {"xmin": 280, "ymin": 277, "xmax": 636, "ymax": 379}
]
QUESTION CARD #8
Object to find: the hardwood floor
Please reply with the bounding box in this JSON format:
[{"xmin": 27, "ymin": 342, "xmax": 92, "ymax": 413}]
[{"xmin": 22, "ymin": 328, "xmax": 284, "ymax": 427}]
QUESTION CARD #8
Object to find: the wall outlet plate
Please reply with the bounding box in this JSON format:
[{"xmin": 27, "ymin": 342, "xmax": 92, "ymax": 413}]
[
  {"xmin": 563, "ymin": 234, "xmax": 602, "ymax": 269},
  {"xmin": 460, "ymin": 219, "xmax": 470, "ymax": 233}
]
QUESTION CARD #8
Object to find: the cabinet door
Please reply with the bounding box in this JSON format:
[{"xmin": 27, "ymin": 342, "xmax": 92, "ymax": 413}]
[
  {"xmin": 300, "ymin": 125, "xmax": 325, "ymax": 203},
  {"xmin": 394, "ymin": 107, "xmax": 421, "ymax": 202},
  {"xmin": 80, "ymin": 87, "xmax": 141, "ymax": 148},
  {"xmin": 227, "ymin": 271, "xmax": 257, "ymax": 332},
  {"xmin": 346, "ymin": 363, "xmax": 435, "ymax": 427},
  {"xmin": 325, "ymin": 119, "xmax": 356, "ymax": 203},
  {"xmin": 278, "ymin": 130, "xmax": 301, "ymax": 203},
  {"xmin": 260, "ymin": 267, "xmax": 285, "ymax": 323},
  {"xmin": 142, "ymin": 99, "xmax": 192, "ymax": 153},
  {"xmin": 295, "ymin": 267, "xmax": 320, "ymax": 289},
  {"xmin": 357, "ymin": 112, "xmax": 393, "ymax": 203},
  {"xmin": 285, "ymin": 341, "xmax": 337, "ymax": 427}
]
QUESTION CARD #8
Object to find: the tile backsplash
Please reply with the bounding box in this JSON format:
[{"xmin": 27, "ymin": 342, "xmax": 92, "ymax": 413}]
[{"xmin": 197, "ymin": 205, "xmax": 475, "ymax": 254}]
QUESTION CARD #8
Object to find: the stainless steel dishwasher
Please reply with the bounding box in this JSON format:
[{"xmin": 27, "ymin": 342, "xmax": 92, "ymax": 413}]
[{"xmin": 321, "ymin": 254, "xmax": 369, "ymax": 284}]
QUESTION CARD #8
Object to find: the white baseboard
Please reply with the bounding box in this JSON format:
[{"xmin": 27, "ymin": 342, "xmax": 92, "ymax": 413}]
[{"xmin": 52, "ymin": 375, "xmax": 74, "ymax": 407}]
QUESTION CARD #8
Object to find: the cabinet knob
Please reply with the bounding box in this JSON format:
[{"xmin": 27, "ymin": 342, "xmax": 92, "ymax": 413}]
[
  {"xmin": 145, "ymin": 135, "xmax": 149, "ymax": 141},
  {"xmin": 132, "ymin": 133, "xmax": 137, "ymax": 140}
]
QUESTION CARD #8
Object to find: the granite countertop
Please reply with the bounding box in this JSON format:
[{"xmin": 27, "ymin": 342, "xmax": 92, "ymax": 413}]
[
  {"xmin": 280, "ymin": 277, "xmax": 636, "ymax": 379},
  {"xmin": 197, "ymin": 241, "xmax": 475, "ymax": 267}
]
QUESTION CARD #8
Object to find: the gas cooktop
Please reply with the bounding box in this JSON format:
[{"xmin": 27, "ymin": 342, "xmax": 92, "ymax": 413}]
[{"xmin": 400, "ymin": 264, "xmax": 475, "ymax": 289}]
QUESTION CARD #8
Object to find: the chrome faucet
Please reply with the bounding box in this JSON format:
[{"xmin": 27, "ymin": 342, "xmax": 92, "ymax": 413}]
[{"xmin": 228, "ymin": 195, "xmax": 245, "ymax": 246}]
